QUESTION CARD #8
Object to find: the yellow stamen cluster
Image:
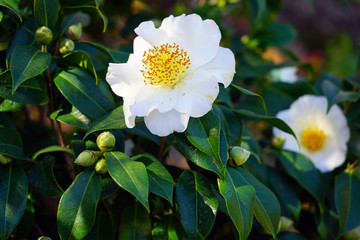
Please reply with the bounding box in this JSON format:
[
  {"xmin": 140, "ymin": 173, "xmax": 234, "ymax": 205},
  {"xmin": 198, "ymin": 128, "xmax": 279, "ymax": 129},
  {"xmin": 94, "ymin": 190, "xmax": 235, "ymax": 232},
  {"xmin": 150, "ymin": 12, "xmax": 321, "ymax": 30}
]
[
  {"xmin": 141, "ymin": 43, "xmax": 190, "ymax": 87},
  {"xmin": 301, "ymin": 128, "xmax": 326, "ymax": 152}
]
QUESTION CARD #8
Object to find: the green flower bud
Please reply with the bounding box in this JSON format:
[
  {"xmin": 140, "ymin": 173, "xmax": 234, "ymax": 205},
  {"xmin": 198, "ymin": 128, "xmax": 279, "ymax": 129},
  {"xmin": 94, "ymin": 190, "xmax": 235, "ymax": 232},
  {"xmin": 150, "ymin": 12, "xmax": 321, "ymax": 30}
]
[
  {"xmin": 35, "ymin": 26, "xmax": 53, "ymax": 45},
  {"xmin": 271, "ymin": 134, "xmax": 286, "ymax": 150},
  {"xmin": 38, "ymin": 237, "xmax": 52, "ymax": 240},
  {"xmin": 74, "ymin": 150, "xmax": 100, "ymax": 167},
  {"xmin": 0, "ymin": 153, "xmax": 13, "ymax": 165},
  {"xmin": 229, "ymin": 146, "xmax": 250, "ymax": 166},
  {"xmin": 277, "ymin": 216, "xmax": 294, "ymax": 233},
  {"xmin": 95, "ymin": 158, "xmax": 108, "ymax": 174},
  {"xmin": 67, "ymin": 23, "xmax": 82, "ymax": 40},
  {"xmin": 59, "ymin": 38, "xmax": 75, "ymax": 54},
  {"xmin": 96, "ymin": 132, "xmax": 116, "ymax": 152}
]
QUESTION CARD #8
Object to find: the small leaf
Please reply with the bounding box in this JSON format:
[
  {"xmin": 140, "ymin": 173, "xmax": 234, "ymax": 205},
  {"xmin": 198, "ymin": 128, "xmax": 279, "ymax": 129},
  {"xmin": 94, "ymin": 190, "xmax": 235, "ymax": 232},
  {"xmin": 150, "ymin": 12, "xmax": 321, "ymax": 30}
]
[
  {"xmin": 54, "ymin": 67, "xmax": 114, "ymax": 119},
  {"xmin": 335, "ymin": 167, "xmax": 360, "ymax": 237},
  {"xmin": 32, "ymin": 145, "xmax": 74, "ymax": 160},
  {"xmin": 118, "ymin": 201, "xmax": 151, "ymax": 240},
  {"xmin": 105, "ymin": 151, "xmax": 149, "ymax": 212},
  {"xmin": 0, "ymin": 163, "xmax": 28, "ymax": 240},
  {"xmin": 50, "ymin": 106, "xmax": 90, "ymax": 130},
  {"xmin": 57, "ymin": 170, "xmax": 101, "ymax": 240},
  {"xmin": 152, "ymin": 215, "xmax": 185, "ymax": 240},
  {"xmin": 322, "ymin": 80, "xmax": 360, "ymax": 113},
  {"xmin": 132, "ymin": 153, "xmax": 174, "ymax": 206},
  {"xmin": 218, "ymin": 169, "xmax": 256, "ymax": 240},
  {"xmin": 0, "ymin": 126, "xmax": 26, "ymax": 159},
  {"xmin": 0, "ymin": 0, "xmax": 22, "ymax": 21},
  {"xmin": 10, "ymin": 45, "xmax": 51, "ymax": 93},
  {"xmin": 84, "ymin": 105, "xmax": 126, "ymax": 138},
  {"xmin": 243, "ymin": 0, "xmax": 266, "ymax": 28},
  {"xmin": 33, "ymin": 0, "xmax": 60, "ymax": 28},
  {"xmin": 253, "ymin": 23, "xmax": 297, "ymax": 47},
  {"xmin": 231, "ymin": 83, "xmax": 267, "ymax": 115},
  {"xmin": 175, "ymin": 170, "xmax": 218, "ymax": 240},
  {"xmin": 27, "ymin": 155, "xmax": 64, "ymax": 197}
]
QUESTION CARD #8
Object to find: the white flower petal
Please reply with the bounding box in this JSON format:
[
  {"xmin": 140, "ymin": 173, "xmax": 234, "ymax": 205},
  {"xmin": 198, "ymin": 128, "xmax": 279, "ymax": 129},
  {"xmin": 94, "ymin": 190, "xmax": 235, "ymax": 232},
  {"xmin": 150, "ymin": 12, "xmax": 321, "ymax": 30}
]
[
  {"xmin": 134, "ymin": 21, "xmax": 168, "ymax": 47},
  {"xmin": 144, "ymin": 109, "xmax": 190, "ymax": 137},
  {"xmin": 201, "ymin": 47, "xmax": 236, "ymax": 87},
  {"xmin": 160, "ymin": 14, "xmax": 221, "ymax": 68},
  {"xmin": 175, "ymin": 69, "xmax": 219, "ymax": 117},
  {"xmin": 130, "ymin": 86, "xmax": 178, "ymax": 116},
  {"xmin": 123, "ymin": 98, "xmax": 136, "ymax": 128}
]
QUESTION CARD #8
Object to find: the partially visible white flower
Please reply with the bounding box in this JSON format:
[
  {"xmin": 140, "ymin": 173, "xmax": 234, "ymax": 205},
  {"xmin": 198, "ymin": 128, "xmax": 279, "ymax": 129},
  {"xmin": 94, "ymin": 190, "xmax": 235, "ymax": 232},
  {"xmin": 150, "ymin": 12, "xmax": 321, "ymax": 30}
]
[
  {"xmin": 269, "ymin": 66, "xmax": 298, "ymax": 83},
  {"xmin": 106, "ymin": 14, "xmax": 235, "ymax": 136},
  {"xmin": 273, "ymin": 95, "xmax": 350, "ymax": 172}
]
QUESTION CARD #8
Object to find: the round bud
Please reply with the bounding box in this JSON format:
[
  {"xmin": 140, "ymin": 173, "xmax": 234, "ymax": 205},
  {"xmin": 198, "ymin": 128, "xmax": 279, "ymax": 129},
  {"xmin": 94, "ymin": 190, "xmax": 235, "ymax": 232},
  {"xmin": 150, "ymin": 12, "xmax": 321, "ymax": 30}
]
[
  {"xmin": 95, "ymin": 158, "xmax": 108, "ymax": 174},
  {"xmin": 229, "ymin": 146, "xmax": 250, "ymax": 166},
  {"xmin": 0, "ymin": 153, "xmax": 13, "ymax": 165},
  {"xmin": 38, "ymin": 237, "xmax": 52, "ymax": 240},
  {"xmin": 67, "ymin": 23, "xmax": 82, "ymax": 40},
  {"xmin": 271, "ymin": 135, "xmax": 286, "ymax": 150},
  {"xmin": 59, "ymin": 38, "xmax": 75, "ymax": 54},
  {"xmin": 35, "ymin": 26, "xmax": 53, "ymax": 45},
  {"xmin": 74, "ymin": 150, "xmax": 100, "ymax": 167},
  {"xmin": 96, "ymin": 132, "xmax": 116, "ymax": 152}
]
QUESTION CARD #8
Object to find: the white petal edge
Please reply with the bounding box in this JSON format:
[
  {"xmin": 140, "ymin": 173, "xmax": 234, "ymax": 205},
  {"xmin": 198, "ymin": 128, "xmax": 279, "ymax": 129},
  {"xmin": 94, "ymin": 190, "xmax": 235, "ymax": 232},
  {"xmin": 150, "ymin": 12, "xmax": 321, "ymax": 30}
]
[
  {"xmin": 123, "ymin": 98, "xmax": 136, "ymax": 128},
  {"xmin": 134, "ymin": 20, "xmax": 168, "ymax": 47},
  {"xmin": 144, "ymin": 109, "xmax": 190, "ymax": 137}
]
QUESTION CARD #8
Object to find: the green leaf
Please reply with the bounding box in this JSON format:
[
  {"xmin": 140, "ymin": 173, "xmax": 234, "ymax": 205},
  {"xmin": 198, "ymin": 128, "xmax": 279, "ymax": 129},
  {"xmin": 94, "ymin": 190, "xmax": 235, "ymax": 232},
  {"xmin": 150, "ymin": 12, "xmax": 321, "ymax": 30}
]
[
  {"xmin": 233, "ymin": 167, "xmax": 281, "ymax": 237},
  {"xmin": 50, "ymin": 106, "xmax": 90, "ymax": 130},
  {"xmin": 218, "ymin": 169, "xmax": 256, "ymax": 240},
  {"xmin": 0, "ymin": 0, "xmax": 22, "ymax": 21},
  {"xmin": 243, "ymin": 0, "xmax": 266, "ymax": 28},
  {"xmin": 75, "ymin": 42, "xmax": 113, "ymax": 71},
  {"xmin": 253, "ymin": 23, "xmax": 297, "ymax": 47},
  {"xmin": 57, "ymin": 170, "xmax": 101, "ymax": 240},
  {"xmin": 118, "ymin": 200, "xmax": 151, "ymax": 240},
  {"xmin": 322, "ymin": 80, "xmax": 360, "ymax": 113},
  {"xmin": 0, "ymin": 71, "xmax": 49, "ymax": 105},
  {"xmin": 0, "ymin": 10, "xmax": 3, "ymax": 22},
  {"xmin": 0, "ymin": 163, "xmax": 28, "ymax": 240},
  {"xmin": 0, "ymin": 99, "xmax": 24, "ymax": 112},
  {"xmin": 0, "ymin": 126, "xmax": 26, "ymax": 159},
  {"xmin": 54, "ymin": 67, "xmax": 114, "ymax": 119},
  {"xmin": 83, "ymin": 210, "xmax": 114, "ymax": 240},
  {"xmin": 84, "ymin": 105, "xmax": 126, "ymax": 138},
  {"xmin": 27, "ymin": 155, "xmax": 64, "ymax": 197},
  {"xmin": 32, "ymin": 145, "xmax": 74, "ymax": 159},
  {"xmin": 132, "ymin": 153, "xmax": 174, "ymax": 206},
  {"xmin": 62, "ymin": 50, "xmax": 98, "ymax": 84},
  {"xmin": 64, "ymin": 6, "xmax": 107, "ymax": 32},
  {"xmin": 152, "ymin": 215, "xmax": 185, "ymax": 240},
  {"xmin": 276, "ymin": 150, "xmax": 324, "ymax": 205},
  {"xmin": 100, "ymin": 177, "xmax": 119, "ymax": 200},
  {"xmin": 175, "ymin": 170, "xmax": 218, "ymax": 240},
  {"xmin": 105, "ymin": 151, "xmax": 149, "ymax": 212},
  {"xmin": 10, "ymin": 45, "xmax": 51, "ymax": 93},
  {"xmin": 335, "ymin": 167, "xmax": 360, "ymax": 237},
  {"xmin": 33, "ymin": 0, "xmax": 60, "ymax": 29}
]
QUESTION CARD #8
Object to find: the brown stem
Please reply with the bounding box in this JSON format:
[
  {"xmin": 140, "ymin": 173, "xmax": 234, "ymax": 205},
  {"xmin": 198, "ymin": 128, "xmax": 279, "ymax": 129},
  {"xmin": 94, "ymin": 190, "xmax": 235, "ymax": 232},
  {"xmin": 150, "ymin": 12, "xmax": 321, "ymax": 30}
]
[
  {"xmin": 158, "ymin": 137, "xmax": 166, "ymax": 162},
  {"xmin": 33, "ymin": 221, "xmax": 44, "ymax": 236}
]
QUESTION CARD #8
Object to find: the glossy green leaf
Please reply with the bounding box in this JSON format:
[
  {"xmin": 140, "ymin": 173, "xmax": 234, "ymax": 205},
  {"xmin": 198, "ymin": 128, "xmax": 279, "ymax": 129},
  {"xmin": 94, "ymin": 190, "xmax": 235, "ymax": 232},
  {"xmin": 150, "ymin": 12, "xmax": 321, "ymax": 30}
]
[
  {"xmin": 175, "ymin": 170, "xmax": 218, "ymax": 240},
  {"xmin": 152, "ymin": 215, "xmax": 185, "ymax": 240},
  {"xmin": 132, "ymin": 153, "xmax": 174, "ymax": 206},
  {"xmin": 0, "ymin": 126, "xmax": 26, "ymax": 159},
  {"xmin": 0, "ymin": 163, "xmax": 28, "ymax": 240},
  {"xmin": 84, "ymin": 105, "xmax": 126, "ymax": 138},
  {"xmin": 57, "ymin": 170, "xmax": 101, "ymax": 240},
  {"xmin": 276, "ymin": 150, "xmax": 324, "ymax": 205},
  {"xmin": 32, "ymin": 145, "xmax": 74, "ymax": 159},
  {"xmin": 218, "ymin": 169, "xmax": 256, "ymax": 240},
  {"xmin": 54, "ymin": 67, "xmax": 114, "ymax": 119},
  {"xmin": 83, "ymin": 210, "xmax": 114, "ymax": 240},
  {"xmin": 75, "ymin": 42, "xmax": 113, "ymax": 71},
  {"xmin": 105, "ymin": 151, "xmax": 149, "ymax": 212},
  {"xmin": 0, "ymin": 0, "xmax": 22, "ymax": 21},
  {"xmin": 243, "ymin": 0, "xmax": 266, "ymax": 28},
  {"xmin": 50, "ymin": 106, "xmax": 90, "ymax": 130},
  {"xmin": 233, "ymin": 167, "xmax": 280, "ymax": 237},
  {"xmin": 118, "ymin": 200, "xmax": 151, "ymax": 240},
  {"xmin": 0, "ymin": 99, "xmax": 24, "ymax": 111},
  {"xmin": 27, "ymin": 155, "xmax": 64, "ymax": 197},
  {"xmin": 10, "ymin": 45, "xmax": 51, "ymax": 93},
  {"xmin": 62, "ymin": 50, "xmax": 98, "ymax": 84},
  {"xmin": 335, "ymin": 167, "xmax": 360, "ymax": 237},
  {"xmin": 0, "ymin": 10, "xmax": 3, "ymax": 23},
  {"xmin": 253, "ymin": 23, "xmax": 297, "ymax": 47},
  {"xmin": 64, "ymin": 6, "xmax": 107, "ymax": 32},
  {"xmin": 231, "ymin": 83, "xmax": 267, "ymax": 115},
  {"xmin": 322, "ymin": 80, "xmax": 360, "ymax": 113},
  {"xmin": 0, "ymin": 71, "xmax": 48, "ymax": 104},
  {"xmin": 100, "ymin": 177, "xmax": 119, "ymax": 200},
  {"xmin": 34, "ymin": 0, "xmax": 60, "ymax": 28}
]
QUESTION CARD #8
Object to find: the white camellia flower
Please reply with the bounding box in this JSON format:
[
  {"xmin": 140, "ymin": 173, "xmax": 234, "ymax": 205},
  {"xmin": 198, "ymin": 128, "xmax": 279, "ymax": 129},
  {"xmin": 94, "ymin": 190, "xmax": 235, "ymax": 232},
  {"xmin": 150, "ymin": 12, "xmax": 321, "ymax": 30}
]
[
  {"xmin": 106, "ymin": 14, "xmax": 235, "ymax": 136},
  {"xmin": 273, "ymin": 95, "xmax": 350, "ymax": 172},
  {"xmin": 269, "ymin": 66, "xmax": 298, "ymax": 83}
]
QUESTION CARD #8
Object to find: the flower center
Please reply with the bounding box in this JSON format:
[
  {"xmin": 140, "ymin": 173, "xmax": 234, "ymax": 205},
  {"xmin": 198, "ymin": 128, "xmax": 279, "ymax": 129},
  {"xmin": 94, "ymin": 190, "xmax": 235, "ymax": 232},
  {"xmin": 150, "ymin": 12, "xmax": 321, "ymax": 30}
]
[
  {"xmin": 140, "ymin": 43, "xmax": 190, "ymax": 87},
  {"xmin": 300, "ymin": 128, "xmax": 326, "ymax": 152}
]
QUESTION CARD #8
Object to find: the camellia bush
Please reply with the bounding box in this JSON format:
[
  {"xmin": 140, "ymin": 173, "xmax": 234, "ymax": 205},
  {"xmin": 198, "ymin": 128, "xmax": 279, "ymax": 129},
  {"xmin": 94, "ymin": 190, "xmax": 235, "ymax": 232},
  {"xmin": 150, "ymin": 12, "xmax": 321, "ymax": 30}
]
[{"xmin": 1, "ymin": 0, "xmax": 360, "ymax": 239}]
